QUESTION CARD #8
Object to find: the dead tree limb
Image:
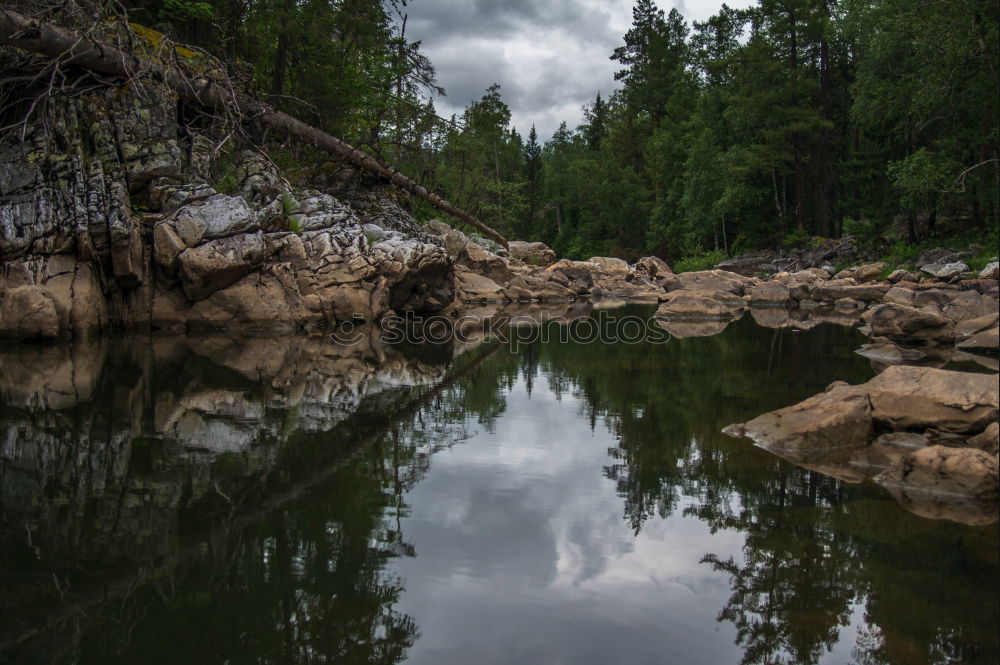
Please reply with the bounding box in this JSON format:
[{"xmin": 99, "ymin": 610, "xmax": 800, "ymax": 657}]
[{"xmin": 0, "ymin": 6, "xmax": 509, "ymax": 248}]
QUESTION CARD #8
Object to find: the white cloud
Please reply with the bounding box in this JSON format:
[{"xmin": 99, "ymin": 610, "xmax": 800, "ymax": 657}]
[{"xmin": 402, "ymin": 0, "xmax": 757, "ymax": 142}]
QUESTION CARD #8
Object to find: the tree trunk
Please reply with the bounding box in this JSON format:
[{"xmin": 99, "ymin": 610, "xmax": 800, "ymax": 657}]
[
  {"xmin": 818, "ymin": 10, "xmax": 833, "ymax": 237},
  {"xmin": 789, "ymin": 7, "xmax": 806, "ymax": 232},
  {"xmin": 0, "ymin": 7, "xmax": 509, "ymax": 248}
]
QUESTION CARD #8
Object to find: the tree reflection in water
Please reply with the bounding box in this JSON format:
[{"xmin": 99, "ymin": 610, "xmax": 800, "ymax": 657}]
[{"xmin": 1, "ymin": 309, "xmax": 996, "ymax": 665}]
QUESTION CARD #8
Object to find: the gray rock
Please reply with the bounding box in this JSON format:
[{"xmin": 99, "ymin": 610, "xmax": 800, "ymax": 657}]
[
  {"xmin": 174, "ymin": 194, "xmax": 258, "ymax": 245},
  {"xmin": 887, "ymin": 268, "xmax": 920, "ymax": 283},
  {"xmin": 921, "ymin": 260, "xmax": 970, "ymax": 280},
  {"xmin": 291, "ymin": 191, "xmax": 359, "ymax": 231},
  {"xmin": 588, "ymin": 256, "xmax": 632, "ymax": 274}
]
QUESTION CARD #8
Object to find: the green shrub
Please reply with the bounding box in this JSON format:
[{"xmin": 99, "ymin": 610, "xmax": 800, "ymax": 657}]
[
  {"xmin": 214, "ymin": 173, "xmax": 237, "ymax": 195},
  {"xmin": 782, "ymin": 227, "xmax": 812, "ymax": 250},
  {"xmin": 675, "ymin": 248, "xmax": 728, "ymax": 273},
  {"xmin": 213, "ymin": 157, "xmax": 238, "ymax": 194},
  {"xmin": 843, "ymin": 216, "xmax": 887, "ymax": 254},
  {"xmin": 966, "ymin": 252, "xmax": 997, "ymax": 272}
]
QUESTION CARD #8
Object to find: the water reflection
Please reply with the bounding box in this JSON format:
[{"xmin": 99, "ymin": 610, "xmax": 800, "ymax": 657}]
[
  {"xmin": 0, "ymin": 309, "xmax": 996, "ymax": 665},
  {"xmin": 0, "ymin": 329, "xmax": 493, "ymax": 664}
]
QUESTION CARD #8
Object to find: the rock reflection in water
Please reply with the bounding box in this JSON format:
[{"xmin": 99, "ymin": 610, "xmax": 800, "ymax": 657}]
[{"xmin": 0, "ymin": 329, "xmax": 482, "ymax": 664}]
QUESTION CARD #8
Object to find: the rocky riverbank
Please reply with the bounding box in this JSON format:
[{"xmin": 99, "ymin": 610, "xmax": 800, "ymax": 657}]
[
  {"xmin": 703, "ymin": 254, "xmax": 1000, "ymax": 525},
  {"xmin": 0, "ymin": 40, "xmax": 995, "ymax": 524}
]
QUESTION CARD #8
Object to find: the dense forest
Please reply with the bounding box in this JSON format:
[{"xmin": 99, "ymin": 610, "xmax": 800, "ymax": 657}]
[{"xmin": 119, "ymin": 0, "xmax": 997, "ymax": 264}]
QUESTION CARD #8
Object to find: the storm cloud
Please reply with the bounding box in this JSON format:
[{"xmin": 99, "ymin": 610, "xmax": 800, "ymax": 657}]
[{"xmin": 399, "ymin": 0, "xmax": 755, "ymax": 141}]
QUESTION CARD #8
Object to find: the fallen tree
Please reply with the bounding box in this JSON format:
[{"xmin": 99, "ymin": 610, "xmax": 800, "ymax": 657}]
[{"xmin": 0, "ymin": 6, "xmax": 509, "ymax": 248}]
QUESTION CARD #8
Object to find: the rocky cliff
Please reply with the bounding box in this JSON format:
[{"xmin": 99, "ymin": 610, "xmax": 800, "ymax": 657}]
[{"xmin": 0, "ymin": 64, "xmax": 458, "ymax": 339}]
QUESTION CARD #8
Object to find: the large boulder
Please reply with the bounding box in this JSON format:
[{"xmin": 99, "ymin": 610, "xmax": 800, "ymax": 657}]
[
  {"xmin": 424, "ymin": 220, "xmax": 469, "ymax": 257},
  {"xmin": 186, "ymin": 265, "xmax": 319, "ymax": 329},
  {"xmin": 0, "ymin": 256, "xmax": 109, "ymax": 338},
  {"xmin": 287, "ymin": 190, "xmax": 360, "ymax": 231},
  {"xmin": 864, "ymin": 365, "xmax": 998, "ymax": 433},
  {"xmin": 883, "ymin": 286, "xmax": 916, "ymax": 306},
  {"xmin": 635, "ymin": 256, "xmax": 672, "ymax": 278},
  {"xmin": 876, "ymin": 446, "xmax": 998, "ymax": 501},
  {"xmin": 514, "ymin": 273, "xmax": 578, "ymax": 302},
  {"xmin": 722, "ymin": 385, "xmax": 873, "ymax": 452},
  {"xmin": 749, "ymin": 280, "xmax": 792, "ymax": 307},
  {"xmin": 655, "ymin": 293, "xmax": 742, "ymax": 321},
  {"xmin": 460, "ymin": 242, "xmax": 513, "ymax": 285},
  {"xmin": 662, "ymin": 269, "xmax": 756, "ymax": 297},
  {"xmin": 454, "ymin": 267, "xmax": 507, "ymax": 303},
  {"xmin": 508, "ymin": 241, "xmax": 556, "ymax": 267},
  {"xmin": 866, "ymin": 303, "xmax": 956, "ymax": 344},
  {"xmin": 587, "ymin": 256, "xmax": 632, "ymax": 274},
  {"xmin": 916, "ymin": 247, "xmax": 964, "ymax": 268},
  {"xmin": 543, "ymin": 259, "xmax": 595, "ymax": 290},
  {"xmin": 853, "ymin": 262, "xmax": 889, "ymax": 282}
]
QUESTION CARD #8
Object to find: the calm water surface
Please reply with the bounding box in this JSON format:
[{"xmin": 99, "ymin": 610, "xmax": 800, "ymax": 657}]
[{"xmin": 1, "ymin": 306, "xmax": 996, "ymax": 665}]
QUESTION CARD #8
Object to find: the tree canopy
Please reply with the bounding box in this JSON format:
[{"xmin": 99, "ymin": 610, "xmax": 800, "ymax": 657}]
[{"xmin": 127, "ymin": 0, "xmax": 999, "ymax": 262}]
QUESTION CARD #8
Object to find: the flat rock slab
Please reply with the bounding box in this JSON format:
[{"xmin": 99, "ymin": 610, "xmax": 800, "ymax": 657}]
[
  {"xmin": 722, "ymin": 385, "xmax": 872, "ymax": 452},
  {"xmin": 876, "ymin": 445, "xmax": 999, "ymax": 502},
  {"xmin": 864, "ymin": 365, "xmax": 998, "ymax": 433}
]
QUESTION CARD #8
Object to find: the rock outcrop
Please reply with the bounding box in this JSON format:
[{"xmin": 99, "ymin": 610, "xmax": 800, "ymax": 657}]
[
  {"xmin": 0, "ymin": 79, "xmax": 455, "ymax": 338},
  {"xmin": 724, "ymin": 366, "xmax": 999, "ymax": 523}
]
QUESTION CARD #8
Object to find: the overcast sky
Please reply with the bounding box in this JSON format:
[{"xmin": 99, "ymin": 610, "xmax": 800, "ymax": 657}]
[{"xmin": 399, "ymin": 0, "xmax": 757, "ymax": 143}]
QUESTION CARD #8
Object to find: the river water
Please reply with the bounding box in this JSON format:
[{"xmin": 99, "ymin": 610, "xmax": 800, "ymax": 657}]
[{"xmin": 1, "ymin": 306, "xmax": 996, "ymax": 665}]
